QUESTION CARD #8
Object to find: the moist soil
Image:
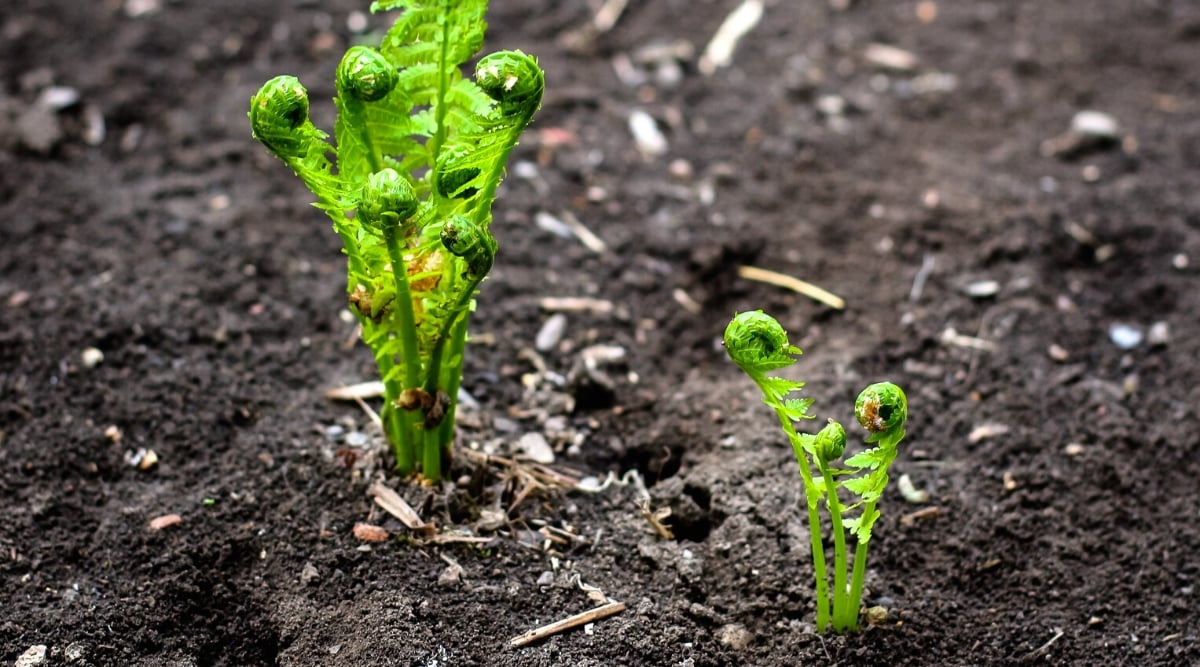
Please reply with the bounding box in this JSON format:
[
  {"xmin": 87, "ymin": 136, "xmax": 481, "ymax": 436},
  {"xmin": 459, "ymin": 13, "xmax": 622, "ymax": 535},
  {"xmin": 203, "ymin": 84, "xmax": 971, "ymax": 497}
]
[{"xmin": 3, "ymin": 1, "xmax": 1199, "ymax": 665}]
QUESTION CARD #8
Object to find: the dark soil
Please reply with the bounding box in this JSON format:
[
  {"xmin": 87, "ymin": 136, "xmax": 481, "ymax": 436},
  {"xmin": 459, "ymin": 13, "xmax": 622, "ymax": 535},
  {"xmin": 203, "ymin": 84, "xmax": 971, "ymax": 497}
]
[{"xmin": 3, "ymin": 0, "xmax": 1199, "ymax": 665}]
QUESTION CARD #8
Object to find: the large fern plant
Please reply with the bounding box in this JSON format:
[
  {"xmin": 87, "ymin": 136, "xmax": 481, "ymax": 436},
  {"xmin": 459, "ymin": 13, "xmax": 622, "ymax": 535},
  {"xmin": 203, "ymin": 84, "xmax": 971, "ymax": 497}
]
[{"xmin": 249, "ymin": 0, "xmax": 544, "ymax": 482}]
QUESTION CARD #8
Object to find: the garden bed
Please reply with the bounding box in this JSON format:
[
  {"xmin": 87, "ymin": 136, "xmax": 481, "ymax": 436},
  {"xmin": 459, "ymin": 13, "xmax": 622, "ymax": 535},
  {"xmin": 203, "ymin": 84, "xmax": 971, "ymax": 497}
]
[{"xmin": 2, "ymin": 0, "xmax": 1198, "ymax": 664}]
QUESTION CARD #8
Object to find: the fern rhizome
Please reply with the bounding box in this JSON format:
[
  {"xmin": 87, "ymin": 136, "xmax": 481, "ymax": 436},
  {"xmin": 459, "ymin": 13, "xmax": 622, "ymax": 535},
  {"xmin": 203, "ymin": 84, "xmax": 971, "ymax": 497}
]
[{"xmin": 249, "ymin": 0, "xmax": 544, "ymax": 482}]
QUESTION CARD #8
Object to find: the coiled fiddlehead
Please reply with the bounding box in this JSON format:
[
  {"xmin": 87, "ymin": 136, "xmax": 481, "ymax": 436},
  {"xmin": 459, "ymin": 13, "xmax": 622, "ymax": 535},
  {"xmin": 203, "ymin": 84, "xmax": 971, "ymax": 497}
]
[
  {"xmin": 358, "ymin": 168, "xmax": 418, "ymax": 232},
  {"xmin": 441, "ymin": 215, "xmax": 496, "ymax": 279},
  {"xmin": 814, "ymin": 419, "xmax": 847, "ymax": 462},
  {"xmin": 249, "ymin": 75, "xmax": 314, "ymax": 159},
  {"xmin": 474, "ymin": 50, "xmax": 545, "ymax": 116},
  {"xmin": 336, "ymin": 46, "xmax": 399, "ymax": 102},
  {"xmin": 855, "ymin": 382, "xmax": 908, "ymax": 441},
  {"xmin": 724, "ymin": 310, "xmax": 802, "ymax": 376}
]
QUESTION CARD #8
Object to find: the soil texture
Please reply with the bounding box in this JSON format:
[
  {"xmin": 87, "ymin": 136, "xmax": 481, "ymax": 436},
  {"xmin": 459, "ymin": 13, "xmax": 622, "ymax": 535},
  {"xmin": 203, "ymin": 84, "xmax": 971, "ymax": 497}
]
[{"xmin": 2, "ymin": 0, "xmax": 1199, "ymax": 665}]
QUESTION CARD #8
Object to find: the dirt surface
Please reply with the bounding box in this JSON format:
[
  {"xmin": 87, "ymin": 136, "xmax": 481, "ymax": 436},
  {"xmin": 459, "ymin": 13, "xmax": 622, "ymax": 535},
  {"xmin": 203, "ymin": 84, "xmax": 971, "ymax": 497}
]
[{"xmin": 3, "ymin": 0, "xmax": 1199, "ymax": 665}]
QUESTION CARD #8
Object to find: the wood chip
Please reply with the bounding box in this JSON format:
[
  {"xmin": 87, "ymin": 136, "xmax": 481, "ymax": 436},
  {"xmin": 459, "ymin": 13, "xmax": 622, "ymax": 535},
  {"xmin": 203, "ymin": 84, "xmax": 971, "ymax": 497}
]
[
  {"xmin": 940, "ymin": 327, "xmax": 997, "ymax": 352},
  {"xmin": 591, "ymin": 0, "xmax": 628, "ymax": 32},
  {"xmin": 148, "ymin": 514, "xmax": 182, "ymax": 531},
  {"xmin": 539, "ymin": 297, "xmax": 614, "ymax": 315},
  {"xmin": 325, "ymin": 380, "xmax": 386, "ymax": 401},
  {"xmin": 967, "ymin": 423, "xmax": 1009, "ymax": 443},
  {"xmin": 736, "ymin": 265, "xmax": 845, "ymax": 309},
  {"xmin": 368, "ymin": 481, "xmax": 435, "ymax": 535},
  {"xmin": 863, "ymin": 43, "xmax": 919, "ymax": 71},
  {"xmin": 353, "ymin": 522, "xmax": 390, "ymax": 542},
  {"xmin": 699, "ymin": 0, "xmax": 764, "ymax": 75},
  {"xmin": 898, "ymin": 506, "xmax": 941, "ymax": 526},
  {"xmin": 510, "ymin": 600, "xmax": 626, "ymax": 647}
]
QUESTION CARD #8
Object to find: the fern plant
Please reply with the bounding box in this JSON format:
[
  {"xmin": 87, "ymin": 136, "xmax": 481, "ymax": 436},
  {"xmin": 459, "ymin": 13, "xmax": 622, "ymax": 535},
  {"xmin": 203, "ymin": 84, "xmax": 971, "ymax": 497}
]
[
  {"xmin": 249, "ymin": 0, "xmax": 544, "ymax": 482},
  {"xmin": 724, "ymin": 310, "xmax": 908, "ymax": 633}
]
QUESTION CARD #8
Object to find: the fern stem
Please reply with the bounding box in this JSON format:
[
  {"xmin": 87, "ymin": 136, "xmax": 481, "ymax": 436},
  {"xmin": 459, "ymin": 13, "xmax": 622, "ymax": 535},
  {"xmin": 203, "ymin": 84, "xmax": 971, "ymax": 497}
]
[
  {"xmin": 435, "ymin": 312, "xmax": 470, "ymax": 456},
  {"xmin": 845, "ymin": 498, "xmax": 877, "ymax": 629},
  {"xmin": 343, "ymin": 98, "xmax": 384, "ymax": 175},
  {"xmin": 382, "ymin": 226, "xmax": 425, "ymax": 474},
  {"xmin": 819, "ymin": 459, "xmax": 852, "ymax": 632},
  {"xmin": 760, "ymin": 391, "xmax": 831, "ymax": 633},
  {"xmin": 470, "ymin": 112, "xmax": 536, "ymax": 229},
  {"xmin": 422, "ymin": 274, "xmax": 480, "ymax": 400}
]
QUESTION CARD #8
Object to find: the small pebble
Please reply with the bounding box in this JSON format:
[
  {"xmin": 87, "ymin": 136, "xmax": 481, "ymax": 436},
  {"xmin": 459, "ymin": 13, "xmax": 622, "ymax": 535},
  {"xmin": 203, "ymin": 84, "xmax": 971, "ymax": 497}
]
[
  {"xmin": 492, "ymin": 416, "xmax": 519, "ymax": 433},
  {"xmin": 64, "ymin": 642, "xmax": 86, "ymax": 663},
  {"xmin": 535, "ymin": 313, "xmax": 568, "ymax": 352},
  {"xmin": 865, "ymin": 606, "xmax": 889, "ymax": 626},
  {"xmin": 718, "ymin": 624, "xmax": 754, "ymax": 650},
  {"xmin": 1064, "ymin": 443, "xmax": 1085, "ymax": 456},
  {"xmin": 628, "ymin": 109, "xmax": 667, "ymax": 157},
  {"xmin": 37, "ymin": 86, "xmax": 80, "ymax": 110},
  {"xmin": 863, "ymin": 43, "xmax": 918, "ymax": 71},
  {"xmin": 82, "ymin": 105, "xmax": 106, "ymax": 145},
  {"xmin": 148, "ymin": 514, "xmax": 183, "ymax": 531},
  {"xmin": 1172, "ymin": 253, "xmax": 1188, "ymax": 270},
  {"xmin": 300, "ymin": 562, "xmax": 320, "ymax": 584},
  {"xmin": 1108, "ymin": 323, "xmax": 1143, "ymax": 350},
  {"xmin": 125, "ymin": 0, "xmax": 161, "ymax": 17},
  {"xmin": 816, "ymin": 94, "xmax": 846, "ymax": 116},
  {"xmin": 516, "ymin": 432, "xmax": 554, "ymax": 464},
  {"xmin": 668, "ymin": 158, "xmax": 694, "ymax": 181},
  {"xmin": 15, "ymin": 645, "xmax": 47, "ymax": 667},
  {"xmin": 536, "ymin": 570, "xmax": 555, "ymax": 586},
  {"xmin": 1047, "ymin": 343, "xmax": 1069, "ymax": 362},
  {"xmin": 323, "ymin": 424, "xmax": 346, "ymax": 443},
  {"xmin": 1082, "ymin": 164, "xmax": 1101, "ymax": 182},
  {"xmin": 17, "ymin": 105, "xmax": 63, "ymax": 154},
  {"xmin": 81, "ymin": 347, "xmax": 104, "ymax": 368},
  {"xmin": 1146, "ymin": 321, "xmax": 1169, "ymax": 346},
  {"xmin": 352, "ymin": 523, "xmax": 389, "ymax": 542},
  {"xmin": 344, "ymin": 431, "xmax": 369, "ymax": 447},
  {"xmin": 346, "ymin": 10, "xmax": 368, "ymax": 32},
  {"xmin": 1070, "ymin": 110, "xmax": 1120, "ymax": 139},
  {"xmin": 964, "ymin": 280, "xmax": 999, "ymax": 298}
]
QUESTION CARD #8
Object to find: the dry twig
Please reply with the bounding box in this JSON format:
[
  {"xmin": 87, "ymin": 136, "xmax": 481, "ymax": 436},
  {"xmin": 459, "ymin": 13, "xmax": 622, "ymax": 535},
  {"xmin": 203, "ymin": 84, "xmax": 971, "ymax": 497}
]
[
  {"xmin": 737, "ymin": 265, "xmax": 846, "ymax": 309},
  {"xmin": 509, "ymin": 600, "xmax": 627, "ymax": 647}
]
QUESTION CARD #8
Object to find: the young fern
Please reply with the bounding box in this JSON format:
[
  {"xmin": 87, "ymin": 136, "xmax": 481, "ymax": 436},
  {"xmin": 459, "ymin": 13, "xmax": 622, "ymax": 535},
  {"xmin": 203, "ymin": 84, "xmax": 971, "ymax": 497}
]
[
  {"xmin": 249, "ymin": 0, "xmax": 543, "ymax": 482},
  {"xmin": 725, "ymin": 311, "xmax": 908, "ymax": 633}
]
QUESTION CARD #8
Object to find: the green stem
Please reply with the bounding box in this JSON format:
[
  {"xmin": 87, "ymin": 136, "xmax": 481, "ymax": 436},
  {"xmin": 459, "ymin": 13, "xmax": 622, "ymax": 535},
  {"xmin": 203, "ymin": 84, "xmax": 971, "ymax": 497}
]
[
  {"xmin": 435, "ymin": 313, "xmax": 470, "ymax": 455},
  {"xmin": 422, "ymin": 276, "xmax": 480, "ymax": 399},
  {"xmin": 381, "ymin": 227, "xmax": 425, "ymax": 473},
  {"xmin": 845, "ymin": 498, "xmax": 877, "ymax": 630},
  {"xmin": 415, "ymin": 276, "xmax": 479, "ymax": 483},
  {"xmin": 760, "ymin": 391, "xmax": 831, "ymax": 633},
  {"xmin": 470, "ymin": 112, "xmax": 536, "ymax": 228},
  {"xmin": 345, "ymin": 97, "xmax": 383, "ymax": 174},
  {"xmin": 819, "ymin": 459, "xmax": 851, "ymax": 632}
]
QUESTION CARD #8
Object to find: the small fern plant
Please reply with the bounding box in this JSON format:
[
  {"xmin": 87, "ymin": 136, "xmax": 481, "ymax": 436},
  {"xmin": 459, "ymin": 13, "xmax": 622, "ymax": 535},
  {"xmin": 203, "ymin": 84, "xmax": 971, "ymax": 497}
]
[
  {"xmin": 724, "ymin": 310, "xmax": 908, "ymax": 633},
  {"xmin": 249, "ymin": 1, "xmax": 544, "ymax": 482}
]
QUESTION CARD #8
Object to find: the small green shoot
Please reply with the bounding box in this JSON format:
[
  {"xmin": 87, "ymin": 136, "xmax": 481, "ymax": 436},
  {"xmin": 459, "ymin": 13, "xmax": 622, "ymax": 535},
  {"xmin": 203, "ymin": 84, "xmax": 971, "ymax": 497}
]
[
  {"xmin": 724, "ymin": 310, "xmax": 908, "ymax": 633},
  {"xmin": 249, "ymin": 1, "xmax": 544, "ymax": 483}
]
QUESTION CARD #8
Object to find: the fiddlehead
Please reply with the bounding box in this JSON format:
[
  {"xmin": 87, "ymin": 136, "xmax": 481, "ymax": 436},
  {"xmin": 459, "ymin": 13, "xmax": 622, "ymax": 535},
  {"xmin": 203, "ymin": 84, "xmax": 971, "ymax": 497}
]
[
  {"xmin": 358, "ymin": 168, "xmax": 419, "ymax": 232},
  {"xmin": 814, "ymin": 419, "xmax": 847, "ymax": 463},
  {"xmin": 440, "ymin": 214, "xmax": 496, "ymax": 279},
  {"xmin": 249, "ymin": 75, "xmax": 314, "ymax": 159},
  {"xmin": 474, "ymin": 50, "xmax": 545, "ymax": 116},
  {"xmin": 723, "ymin": 310, "xmax": 802, "ymax": 376},
  {"xmin": 855, "ymin": 382, "xmax": 907, "ymax": 442},
  {"xmin": 337, "ymin": 45, "xmax": 400, "ymax": 102}
]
